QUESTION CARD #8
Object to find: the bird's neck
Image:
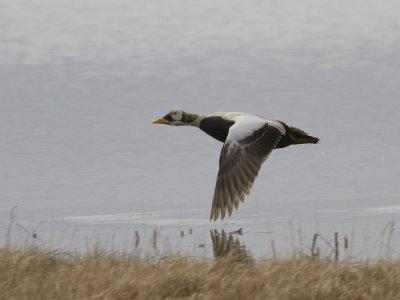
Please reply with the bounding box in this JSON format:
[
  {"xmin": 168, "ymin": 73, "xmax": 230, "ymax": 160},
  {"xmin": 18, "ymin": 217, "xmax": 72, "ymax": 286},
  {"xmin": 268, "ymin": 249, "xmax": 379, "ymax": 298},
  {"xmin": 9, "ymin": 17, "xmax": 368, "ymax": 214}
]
[{"xmin": 183, "ymin": 112, "xmax": 203, "ymax": 127}]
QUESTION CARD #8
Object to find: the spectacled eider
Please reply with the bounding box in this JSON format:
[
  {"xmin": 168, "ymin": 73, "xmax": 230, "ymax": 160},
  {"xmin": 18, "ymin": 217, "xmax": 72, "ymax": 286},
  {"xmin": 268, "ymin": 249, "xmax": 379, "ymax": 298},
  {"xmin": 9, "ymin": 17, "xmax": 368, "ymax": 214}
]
[{"xmin": 153, "ymin": 110, "xmax": 319, "ymax": 221}]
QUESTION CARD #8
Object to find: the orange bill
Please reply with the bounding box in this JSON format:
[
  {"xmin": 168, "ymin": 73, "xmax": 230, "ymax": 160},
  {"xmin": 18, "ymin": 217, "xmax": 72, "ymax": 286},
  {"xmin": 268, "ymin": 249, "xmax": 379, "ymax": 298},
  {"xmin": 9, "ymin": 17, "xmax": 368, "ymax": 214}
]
[{"xmin": 152, "ymin": 119, "xmax": 168, "ymax": 124}]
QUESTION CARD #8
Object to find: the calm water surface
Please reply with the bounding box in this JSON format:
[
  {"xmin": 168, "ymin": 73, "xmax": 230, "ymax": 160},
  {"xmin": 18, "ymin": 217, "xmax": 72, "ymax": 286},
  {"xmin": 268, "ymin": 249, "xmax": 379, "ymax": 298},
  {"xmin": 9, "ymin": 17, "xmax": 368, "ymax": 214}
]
[{"xmin": 1, "ymin": 0, "xmax": 400, "ymax": 259}]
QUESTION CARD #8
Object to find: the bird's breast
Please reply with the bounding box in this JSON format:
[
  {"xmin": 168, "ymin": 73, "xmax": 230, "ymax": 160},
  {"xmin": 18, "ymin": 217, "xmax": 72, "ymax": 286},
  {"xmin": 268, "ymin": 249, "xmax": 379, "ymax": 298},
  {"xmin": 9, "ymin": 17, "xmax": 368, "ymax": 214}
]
[{"xmin": 199, "ymin": 116, "xmax": 235, "ymax": 143}]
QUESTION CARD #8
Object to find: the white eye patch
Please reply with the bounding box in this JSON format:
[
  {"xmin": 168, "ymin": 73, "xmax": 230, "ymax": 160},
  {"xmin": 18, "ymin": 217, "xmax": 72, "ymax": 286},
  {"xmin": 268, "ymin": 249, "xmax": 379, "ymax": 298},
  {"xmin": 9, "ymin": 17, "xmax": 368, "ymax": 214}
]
[{"xmin": 171, "ymin": 110, "xmax": 183, "ymax": 121}]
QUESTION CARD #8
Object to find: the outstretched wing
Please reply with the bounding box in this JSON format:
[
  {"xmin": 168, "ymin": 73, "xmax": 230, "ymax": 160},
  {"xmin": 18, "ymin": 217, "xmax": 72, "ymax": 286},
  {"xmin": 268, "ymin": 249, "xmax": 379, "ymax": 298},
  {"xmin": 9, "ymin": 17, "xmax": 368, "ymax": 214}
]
[{"xmin": 210, "ymin": 119, "xmax": 284, "ymax": 221}]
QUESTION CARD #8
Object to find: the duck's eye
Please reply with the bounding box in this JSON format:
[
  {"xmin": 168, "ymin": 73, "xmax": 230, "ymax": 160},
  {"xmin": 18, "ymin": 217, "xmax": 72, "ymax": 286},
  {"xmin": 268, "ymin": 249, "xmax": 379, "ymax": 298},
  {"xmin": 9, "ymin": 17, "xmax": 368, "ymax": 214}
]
[{"xmin": 171, "ymin": 111, "xmax": 181, "ymax": 120}]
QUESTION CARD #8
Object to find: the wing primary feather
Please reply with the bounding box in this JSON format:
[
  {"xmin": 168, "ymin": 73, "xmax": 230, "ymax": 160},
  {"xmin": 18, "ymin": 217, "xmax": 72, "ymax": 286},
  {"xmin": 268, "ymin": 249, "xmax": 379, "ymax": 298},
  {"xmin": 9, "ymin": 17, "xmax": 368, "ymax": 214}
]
[
  {"xmin": 227, "ymin": 200, "xmax": 234, "ymax": 216},
  {"xmin": 214, "ymin": 207, "xmax": 220, "ymax": 221},
  {"xmin": 221, "ymin": 205, "xmax": 226, "ymax": 220},
  {"xmin": 233, "ymin": 196, "xmax": 240, "ymax": 209}
]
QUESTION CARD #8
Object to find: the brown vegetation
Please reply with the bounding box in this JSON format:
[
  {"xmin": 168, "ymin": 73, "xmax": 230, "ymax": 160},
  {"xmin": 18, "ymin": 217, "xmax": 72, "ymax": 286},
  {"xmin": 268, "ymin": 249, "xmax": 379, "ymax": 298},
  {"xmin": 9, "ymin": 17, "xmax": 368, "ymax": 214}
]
[{"xmin": 1, "ymin": 244, "xmax": 400, "ymax": 300}]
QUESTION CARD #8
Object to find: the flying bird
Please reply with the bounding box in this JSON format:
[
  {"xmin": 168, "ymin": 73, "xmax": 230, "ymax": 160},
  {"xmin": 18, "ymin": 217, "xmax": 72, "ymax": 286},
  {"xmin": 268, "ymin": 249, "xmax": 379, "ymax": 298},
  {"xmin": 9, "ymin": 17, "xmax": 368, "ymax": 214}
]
[{"xmin": 153, "ymin": 110, "xmax": 319, "ymax": 221}]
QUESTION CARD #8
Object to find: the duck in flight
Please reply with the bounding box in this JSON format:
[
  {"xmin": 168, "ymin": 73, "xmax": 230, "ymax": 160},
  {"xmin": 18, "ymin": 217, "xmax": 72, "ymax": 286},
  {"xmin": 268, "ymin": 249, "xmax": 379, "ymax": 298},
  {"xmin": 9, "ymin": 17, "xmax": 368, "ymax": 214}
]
[{"xmin": 153, "ymin": 110, "xmax": 319, "ymax": 221}]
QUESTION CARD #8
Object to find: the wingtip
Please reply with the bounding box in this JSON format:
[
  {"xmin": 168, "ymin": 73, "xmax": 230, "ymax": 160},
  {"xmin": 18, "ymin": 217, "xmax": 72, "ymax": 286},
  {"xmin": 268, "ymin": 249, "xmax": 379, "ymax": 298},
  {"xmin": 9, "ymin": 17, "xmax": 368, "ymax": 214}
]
[
  {"xmin": 210, "ymin": 207, "xmax": 221, "ymax": 222},
  {"xmin": 221, "ymin": 206, "xmax": 226, "ymax": 220},
  {"xmin": 227, "ymin": 202, "xmax": 233, "ymax": 216},
  {"xmin": 214, "ymin": 209, "xmax": 220, "ymax": 221}
]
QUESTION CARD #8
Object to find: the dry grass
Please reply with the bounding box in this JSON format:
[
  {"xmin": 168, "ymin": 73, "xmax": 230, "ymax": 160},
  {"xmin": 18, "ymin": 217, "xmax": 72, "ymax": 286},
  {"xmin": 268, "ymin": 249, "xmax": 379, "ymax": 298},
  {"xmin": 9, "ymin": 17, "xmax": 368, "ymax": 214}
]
[{"xmin": 1, "ymin": 245, "xmax": 400, "ymax": 300}]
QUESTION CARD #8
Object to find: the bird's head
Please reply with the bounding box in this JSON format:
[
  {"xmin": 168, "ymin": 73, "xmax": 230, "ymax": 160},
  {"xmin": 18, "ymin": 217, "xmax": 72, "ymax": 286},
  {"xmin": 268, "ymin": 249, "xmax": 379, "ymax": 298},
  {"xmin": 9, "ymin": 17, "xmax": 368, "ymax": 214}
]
[{"xmin": 153, "ymin": 109, "xmax": 199, "ymax": 126}]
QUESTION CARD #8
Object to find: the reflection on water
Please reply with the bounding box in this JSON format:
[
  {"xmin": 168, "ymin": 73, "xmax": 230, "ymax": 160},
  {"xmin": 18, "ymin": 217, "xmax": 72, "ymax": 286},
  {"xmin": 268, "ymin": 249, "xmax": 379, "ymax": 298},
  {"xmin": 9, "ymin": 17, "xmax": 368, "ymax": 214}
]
[
  {"xmin": 3, "ymin": 207, "xmax": 400, "ymax": 261},
  {"xmin": 210, "ymin": 229, "xmax": 253, "ymax": 263}
]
